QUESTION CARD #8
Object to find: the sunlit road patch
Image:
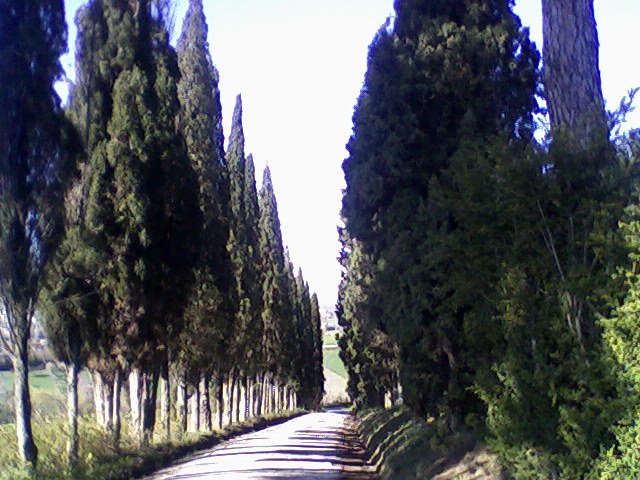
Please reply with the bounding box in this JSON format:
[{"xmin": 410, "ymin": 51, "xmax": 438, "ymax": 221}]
[{"xmin": 144, "ymin": 409, "xmax": 376, "ymax": 479}]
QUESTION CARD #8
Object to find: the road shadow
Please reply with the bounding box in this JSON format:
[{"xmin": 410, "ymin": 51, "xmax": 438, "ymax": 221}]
[{"xmin": 147, "ymin": 411, "xmax": 378, "ymax": 479}]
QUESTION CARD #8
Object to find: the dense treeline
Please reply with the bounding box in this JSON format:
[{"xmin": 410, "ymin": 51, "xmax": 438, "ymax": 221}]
[
  {"xmin": 339, "ymin": 0, "xmax": 640, "ymax": 478},
  {"xmin": 0, "ymin": 0, "xmax": 323, "ymax": 468}
]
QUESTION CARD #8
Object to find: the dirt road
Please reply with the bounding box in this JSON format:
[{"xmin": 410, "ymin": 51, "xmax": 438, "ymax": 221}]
[{"xmin": 144, "ymin": 409, "xmax": 375, "ymax": 479}]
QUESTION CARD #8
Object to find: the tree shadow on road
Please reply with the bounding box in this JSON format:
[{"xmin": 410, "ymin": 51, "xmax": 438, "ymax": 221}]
[{"xmin": 151, "ymin": 425, "xmax": 377, "ymax": 479}]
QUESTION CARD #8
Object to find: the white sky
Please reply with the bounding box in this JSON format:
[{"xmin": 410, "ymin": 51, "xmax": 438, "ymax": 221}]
[{"xmin": 59, "ymin": 0, "xmax": 640, "ymax": 310}]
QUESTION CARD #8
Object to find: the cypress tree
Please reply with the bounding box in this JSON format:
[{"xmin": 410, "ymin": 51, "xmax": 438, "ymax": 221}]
[
  {"xmin": 243, "ymin": 154, "xmax": 264, "ymax": 366},
  {"xmin": 309, "ymin": 292, "xmax": 325, "ymax": 409},
  {"xmin": 67, "ymin": 0, "xmax": 200, "ymax": 444},
  {"xmin": 258, "ymin": 167, "xmax": 290, "ymax": 387},
  {"xmin": 337, "ymin": 233, "xmax": 395, "ymax": 409},
  {"xmin": 176, "ymin": 0, "xmax": 231, "ymax": 435},
  {"xmin": 39, "ymin": 176, "xmax": 99, "ymax": 466},
  {"xmin": 226, "ymin": 94, "xmax": 247, "ymax": 372},
  {"xmin": 224, "ymin": 94, "xmax": 249, "ymax": 422},
  {"xmin": 294, "ymin": 268, "xmax": 312, "ymax": 408},
  {"xmin": 66, "ymin": 0, "xmax": 124, "ymax": 435},
  {"xmin": 341, "ymin": 0, "xmax": 539, "ymax": 419},
  {"xmin": 0, "ymin": 0, "xmax": 74, "ymax": 465},
  {"xmin": 283, "ymin": 250, "xmax": 299, "ymax": 377}
]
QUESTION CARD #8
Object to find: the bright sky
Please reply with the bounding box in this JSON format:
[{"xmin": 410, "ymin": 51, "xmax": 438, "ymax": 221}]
[{"xmin": 59, "ymin": 1, "xmax": 640, "ymax": 310}]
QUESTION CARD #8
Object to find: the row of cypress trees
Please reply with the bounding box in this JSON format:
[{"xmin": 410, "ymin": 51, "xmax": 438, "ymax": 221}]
[
  {"xmin": 1, "ymin": 0, "xmax": 323, "ymax": 468},
  {"xmin": 339, "ymin": 0, "xmax": 640, "ymax": 478}
]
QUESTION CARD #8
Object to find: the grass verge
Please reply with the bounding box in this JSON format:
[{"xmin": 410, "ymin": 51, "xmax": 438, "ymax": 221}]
[
  {"xmin": 356, "ymin": 407, "xmax": 507, "ymax": 480},
  {"xmin": 0, "ymin": 410, "xmax": 306, "ymax": 480}
]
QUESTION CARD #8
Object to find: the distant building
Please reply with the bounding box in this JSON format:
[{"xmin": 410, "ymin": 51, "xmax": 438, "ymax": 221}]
[{"xmin": 321, "ymin": 305, "xmax": 342, "ymax": 333}]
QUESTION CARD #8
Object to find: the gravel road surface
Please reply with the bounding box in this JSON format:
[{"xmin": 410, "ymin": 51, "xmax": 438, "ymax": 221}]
[{"xmin": 144, "ymin": 409, "xmax": 376, "ymax": 479}]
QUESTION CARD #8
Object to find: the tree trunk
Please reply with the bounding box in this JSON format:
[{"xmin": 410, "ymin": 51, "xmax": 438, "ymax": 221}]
[
  {"xmin": 66, "ymin": 359, "xmax": 79, "ymax": 468},
  {"xmin": 228, "ymin": 375, "xmax": 236, "ymax": 425},
  {"xmin": 161, "ymin": 365, "xmax": 171, "ymax": 440},
  {"xmin": 261, "ymin": 376, "xmax": 267, "ymax": 415},
  {"xmin": 217, "ymin": 376, "xmax": 225, "ymax": 430},
  {"xmin": 285, "ymin": 386, "xmax": 291, "ymax": 411},
  {"xmin": 12, "ymin": 348, "xmax": 37, "ymax": 466},
  {"xmin": 178, "ymin": 374, "xmax": 188, "ymax": 435},
  {"xmin": 112, "ymin": 369, "xmax": 122, "ymax": 447},
  {"xmin": 129, "ymin": 368, "xmax": 159, "ymax": 445},
  {"xmin": 235, "ymin": 377, "xmax": 242, "ymax": 423},
  {"xmin": 255, "ymin": 373, "xmax": 263, "ymax": 417},
  {"xmin": 201, "ymin": 375, "xmax": 212, "ymax": 431},
  {"xmin": 129, "ymin": 369, "xmax": 143, "ymax": 439},
  {"xmin": 189, "ymin": 384, "xmax": 200, "ymax": 432},
  {"xmin": 270, "ymin": 379, "xmax": 276, "ymax": 414},
  {"xmin": 279, "ymin": 384, "xmax": 285, "ymax": 412},
  {"xmin": 542, "ymin": 0, "xmax": 608, "ymax": 146},
  {"xmin": 93, "ymin": 371, "xmax": 114, "ymax": 431},
  {"xmin": 141, "ymin": 369, "xmax": 159, "ymax": 445},
  {"xmin": 245, "ymin": 377, "xmax": 251, "ymax": 419}
]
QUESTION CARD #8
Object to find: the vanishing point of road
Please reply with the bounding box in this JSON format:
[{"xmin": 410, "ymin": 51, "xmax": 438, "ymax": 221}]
[{"xmin": 144, "ymin": 408, "xmax": 377, "ymax": 479}]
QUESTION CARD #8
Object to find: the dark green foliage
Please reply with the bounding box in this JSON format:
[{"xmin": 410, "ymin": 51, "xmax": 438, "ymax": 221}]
[
  {"xmin": 337, "ymin": 233, "xmax": 399, "ymax": 410},
  {"xmin": 226, "ymin": 95, "xmax": 254, "ymax": 376},
  {"xmin": 0, "ymin": 0, "xmax": 74, "ymax": 354},
  {"xmin": 242, "ymin": 154, "xmax": 264, "ymax": 372},
  {"xmin": 61, "ymin": 4, "xmax": 199, "ymax": 447},
  {"xmin": 0, "ymin": 0, "xmax": 321, "ymax": 466},
  {"xmin": 586, "ymin": 132, "xmax": 640, "ymax": 479},
  {"xmin": 309, "ymin": 293, "xmax": 325, "ymax": 407},
  {"xmin": 340, "ymin": 0, "xmax": 640, "ymax": 478},
  {"xmin": 70, "ymin": 0, "xmax": 200, "ymax": 371},
  {"xmin": 342, "ymin": 0, "xmax": 539, "ymax": 418},
  {"xmin": 176, "ymin": 0, "xmax": 232, "ymax": 383},
  {"xmin": 258, "ymin": 167, "xmax": 290, "ymax": 379},
  {"xmin": 0, "ymin": 0, "xmax": 75, "ymax": 464}
]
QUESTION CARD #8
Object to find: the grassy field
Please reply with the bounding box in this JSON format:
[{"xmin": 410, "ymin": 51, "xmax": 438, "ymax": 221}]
[
  {"xmin": 323, "ymin": 332, "xmax": 339, "ymax": 346},
  {"xmin": 323, "ymin": 348, "xmax": 347, "ymax": 379},
  {"xmin": 0, "ymin": 369, "xmax": 64, "ymax": 393},
  {"xmin": 0, "ymin": 368, "xmax": 94, "ymax": 425}
]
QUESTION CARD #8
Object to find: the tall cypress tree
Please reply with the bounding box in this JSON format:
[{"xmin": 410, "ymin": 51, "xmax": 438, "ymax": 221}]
[
  {"xmin": 0, "ymin": 0, "xmax": 74, "ymax": 465},
  {"xmin": 243, "ymin": 154, "xmax": 264, "ymax": 374},
  {"xmin": 309, "ymin": 292, "xmax": 325, "ymax": 409},
  {"xmin": 294, "ymin": 268, "xmax": 312, "ymax": 407},
  {"xmin": 282, "ymin": 249, "xmax": 301, "ymax": 395},
  {"xmin": 67, "ymin": 0, "xmax": 199, "ymax": 444},
  {"xmin": 341, "ymin": 0, "xmax": 539, "ymax": 419},
  {"xmin": 138, "ymin": 3, "xmax": 201, "ymax": 442},
  {"xmin": 176, "ymin": 0, "xmax": 231, "ymax": 434},
  {"xmin": 66, "ymin": 0, "xmax": 123, "ymax": 436},
  {"xmin": 226, "ymin": 95, "xmax": 249, "ymax": 382},
  {"xmin": 39, "ymin": 176, "xmax": 99, "ymax": 466},
  {"xmin": 258, "ymin": 167, "xmax": 289, "ymax": 383}
]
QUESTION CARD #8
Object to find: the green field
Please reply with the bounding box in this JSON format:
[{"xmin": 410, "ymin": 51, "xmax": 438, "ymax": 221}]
[
  {"xmin": 323, "ymin": 348, "xmax": 347, "ymax": 378},
  {"xmin": 0, "ymin": 368, "xmax": 94, "ymax": 425},
  {"xmin": 323, "ymin": 332, "xmax": 339, "ymax": 346},
  {"xmin": 0, "ymin": 369, "xmax": 65, "ymax": 393}
]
